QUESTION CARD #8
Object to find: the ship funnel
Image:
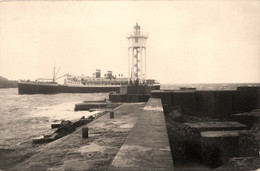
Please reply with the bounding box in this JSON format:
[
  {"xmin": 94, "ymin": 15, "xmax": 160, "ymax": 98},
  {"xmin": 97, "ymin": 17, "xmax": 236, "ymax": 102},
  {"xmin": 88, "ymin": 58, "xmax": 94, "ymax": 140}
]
[
  {"xmin": 107, "ymin": 71, "xmax": 112, "ymax": 79},
  {"xmin": 96, "ymin": 69, "xmax": 101, "ymax": 78}
]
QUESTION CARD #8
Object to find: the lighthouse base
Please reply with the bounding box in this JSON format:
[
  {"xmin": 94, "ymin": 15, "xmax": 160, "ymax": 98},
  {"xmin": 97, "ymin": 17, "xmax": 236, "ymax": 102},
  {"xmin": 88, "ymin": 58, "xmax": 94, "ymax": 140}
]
[
  {"xmin": 109, "ymin": 85, "xmax": 160, "ymax": 103},
  {"xmin": 119, "ymin": 85, "xmax": 157, "ymax": 94}
]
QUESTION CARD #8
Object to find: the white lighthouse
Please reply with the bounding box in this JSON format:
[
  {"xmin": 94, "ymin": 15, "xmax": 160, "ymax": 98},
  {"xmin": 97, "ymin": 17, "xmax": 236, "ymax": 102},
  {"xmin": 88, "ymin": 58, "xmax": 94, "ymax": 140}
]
[{"xmin": 127, "ymin": 23, "xmax": 148, "ymax": 85}]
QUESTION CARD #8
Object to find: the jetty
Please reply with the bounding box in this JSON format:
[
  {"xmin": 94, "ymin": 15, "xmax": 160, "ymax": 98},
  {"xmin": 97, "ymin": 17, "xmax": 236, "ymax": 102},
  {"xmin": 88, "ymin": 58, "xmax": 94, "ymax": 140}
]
[{"xmin": 11, "ymin": 98, "xmax": 173, "ymax": 170}]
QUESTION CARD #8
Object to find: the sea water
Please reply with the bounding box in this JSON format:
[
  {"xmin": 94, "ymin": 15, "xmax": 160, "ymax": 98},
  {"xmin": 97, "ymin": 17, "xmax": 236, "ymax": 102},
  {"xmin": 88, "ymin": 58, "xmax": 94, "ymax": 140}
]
[{"xmin": 0, "ymin": 88, "xmax": 108, "ymax": 150}]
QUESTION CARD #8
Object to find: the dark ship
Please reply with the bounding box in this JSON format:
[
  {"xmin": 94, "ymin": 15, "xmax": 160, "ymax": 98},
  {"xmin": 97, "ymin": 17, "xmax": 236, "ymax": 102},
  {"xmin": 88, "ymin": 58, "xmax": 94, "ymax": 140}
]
[{"xmin": 18, "ymin": 69, "xmax": 160, "ymax": 94}]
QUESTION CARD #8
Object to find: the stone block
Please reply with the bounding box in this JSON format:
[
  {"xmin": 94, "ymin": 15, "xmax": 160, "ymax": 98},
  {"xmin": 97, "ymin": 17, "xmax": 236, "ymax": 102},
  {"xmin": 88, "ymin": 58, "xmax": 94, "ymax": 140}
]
[
  {"xmin": 172, "ymin": 91, "xmax": 197, "ymax": 115},
  {"xmin": 126, "ymin": 85, "xmax": 147, "ymax": 94},
  {"xmin": 196, "ymin": 91, "xmax": 236, "ymax": 119},
  {"xmin": 184, "ymin": 121, "xmax": 247, "ymax": 135},
  {"xmin": 74, "ymin": 103, "xmax": 108, "ymax": 111},
  {"xmin": 109, "ymin": 94, "xmax": 125, "ymax": 102},
  {"xmin": 196, "ymin": 91, "xmax": 215, "ymax": 117},
  {"xmin": 231, "ymin": 110, "xmax": 260, "ymax": 129},
  {"xmin": 239, "ymin": 130, "xmax": 260, "ymax": 157},
  {"xmin": 151, "ymin": 90, "xmax": 173, "ymax": 106},
  {"xmin": 183, "ymin": 121, "xmax": 246, "ymax": 162},
  {"xmin": 237, "ymin": 86, "xmax": 260, "ymax": 110},
  {"xmin": 201, "ymin": 131, "xmax": 240, "ymax": 167},
  {"xmin": 232, "ymin": 90, "xmax": 251, "ymax": 113},
  {"xmin": 109, "ymin": 94, "xmax": 150, "ymax": 103},
  {"xmin": 216, "ymin": 157, "xmax": 260, "ymax": 170}
]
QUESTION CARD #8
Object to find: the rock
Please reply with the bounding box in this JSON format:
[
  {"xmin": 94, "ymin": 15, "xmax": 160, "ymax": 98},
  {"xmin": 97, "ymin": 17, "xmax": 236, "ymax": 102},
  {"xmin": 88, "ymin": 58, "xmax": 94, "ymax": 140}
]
[
  {"xmin": 32, "ymin": 134, "xmax": 56, "ymax": 144},
  {"xmin": 73, "ymin": 119, "xmax": 89, "ymax": 127},
  {"xmin": 60, "ymin": 120, "xmax": 72, "ymax": 126},
  {"xmin": 33, "ymin": 117, "xmax": 96, "ymax": 144},
  {"xmin": 167, "ymin": 109, "xmax": 185, "ymax": 123},
  {"xmin": 54, "ymin": 121, "xmax": 76, "ymax": 139},
  {"xmin": 32, "ymin": 138, "xmax": 53, "ymax": 144},
  {"xmin": 51, "ymin": 123, "xmax": 61, "ymax": 129},
  {"xmin": 88, "ymin": 115, "xmax": 94, "ymax": 121}
]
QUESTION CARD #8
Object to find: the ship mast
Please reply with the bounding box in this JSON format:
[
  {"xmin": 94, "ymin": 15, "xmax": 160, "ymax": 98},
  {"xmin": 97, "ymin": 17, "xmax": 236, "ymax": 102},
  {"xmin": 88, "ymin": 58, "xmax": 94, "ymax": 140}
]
[
  {"xmin": 52, "ymin": 66, "xmax": 60, "ymax": 82},
  {"xmin": 53, "ymin": 66, "xmax": 56, "ymax": 82}
]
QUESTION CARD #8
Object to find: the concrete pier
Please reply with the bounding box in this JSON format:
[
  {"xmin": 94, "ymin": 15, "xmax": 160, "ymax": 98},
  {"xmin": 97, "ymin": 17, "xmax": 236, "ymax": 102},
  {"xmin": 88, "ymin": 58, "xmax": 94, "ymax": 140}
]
[
  {"xmin": 11, "ymin": 103, "xmax": 144, "ymax": 170},
  {"xmin": 11, "ymin": 99, "xmax": 173, "ymax": 170},
  {"xmin": 109, "ymin": 98, "xmax": 174, "ymax": 171}
]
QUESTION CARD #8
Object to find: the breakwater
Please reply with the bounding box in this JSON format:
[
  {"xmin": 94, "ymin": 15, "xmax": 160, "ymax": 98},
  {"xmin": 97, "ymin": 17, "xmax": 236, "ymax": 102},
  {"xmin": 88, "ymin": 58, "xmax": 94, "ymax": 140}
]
[
  {"xmin": 151, "ymin": 86, "xmax": 260, "ymax": 119},
  {"xmin": 152, "ymin": 86, "xmax": 260, "ymax": 170}
]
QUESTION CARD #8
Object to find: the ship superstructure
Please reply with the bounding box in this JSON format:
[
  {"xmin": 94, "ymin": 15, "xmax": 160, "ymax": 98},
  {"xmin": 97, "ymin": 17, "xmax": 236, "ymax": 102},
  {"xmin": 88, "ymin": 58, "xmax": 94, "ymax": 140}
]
[{"xmin": 64, "ymin": 70, "xmax": 128, "ymax": 87}]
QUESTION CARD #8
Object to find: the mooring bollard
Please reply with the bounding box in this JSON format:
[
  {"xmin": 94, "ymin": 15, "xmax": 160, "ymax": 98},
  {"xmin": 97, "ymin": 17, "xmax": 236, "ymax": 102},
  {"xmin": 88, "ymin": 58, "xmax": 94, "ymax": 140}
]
[
  {"xmin": 82, "ymin": 127, "xmax": 89, "ymax": 138},
  {"xmin": 110, "ymin": 111, "xmax": 114, "ymax": 118}
]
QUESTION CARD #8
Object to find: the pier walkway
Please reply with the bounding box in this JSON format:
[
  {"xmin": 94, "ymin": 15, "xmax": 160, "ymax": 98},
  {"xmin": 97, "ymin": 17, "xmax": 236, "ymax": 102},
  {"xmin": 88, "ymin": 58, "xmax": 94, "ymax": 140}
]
[
  {"xmin": 10, "ymin": 98, "xmax": 173, "ymax": 171},
  {"xmin": 109, "ymin": 98, "xmax": 174, "ymax": 171}
]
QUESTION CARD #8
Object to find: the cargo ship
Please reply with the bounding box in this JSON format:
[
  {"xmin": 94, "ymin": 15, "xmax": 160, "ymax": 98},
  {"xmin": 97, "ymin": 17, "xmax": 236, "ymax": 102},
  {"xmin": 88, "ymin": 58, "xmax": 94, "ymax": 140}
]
[{"xmin": 18, "ymin": 69, "xmax": 160, "ymax": 94}]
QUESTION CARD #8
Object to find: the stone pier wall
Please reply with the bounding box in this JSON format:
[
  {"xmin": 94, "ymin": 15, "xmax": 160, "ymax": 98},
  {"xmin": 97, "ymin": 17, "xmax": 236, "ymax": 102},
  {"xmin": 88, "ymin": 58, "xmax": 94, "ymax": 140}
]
[{"xmin": 151, "ymin": 87, "xmax": 259, "ymax": 118}]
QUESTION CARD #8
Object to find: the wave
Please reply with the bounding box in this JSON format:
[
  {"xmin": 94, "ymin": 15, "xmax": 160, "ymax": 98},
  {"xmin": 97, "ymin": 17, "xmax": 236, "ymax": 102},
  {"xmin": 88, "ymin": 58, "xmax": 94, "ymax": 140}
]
[{"xmin": 0, "ymin": 88, "xmax": 109, "ymax": 149}]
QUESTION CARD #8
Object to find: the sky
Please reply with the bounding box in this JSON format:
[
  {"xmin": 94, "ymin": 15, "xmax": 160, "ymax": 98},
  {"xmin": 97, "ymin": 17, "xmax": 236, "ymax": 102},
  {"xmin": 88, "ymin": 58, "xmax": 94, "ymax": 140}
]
[{"xmin": 0, "ymin": 1, "xmax": 259, "ymax": 84}]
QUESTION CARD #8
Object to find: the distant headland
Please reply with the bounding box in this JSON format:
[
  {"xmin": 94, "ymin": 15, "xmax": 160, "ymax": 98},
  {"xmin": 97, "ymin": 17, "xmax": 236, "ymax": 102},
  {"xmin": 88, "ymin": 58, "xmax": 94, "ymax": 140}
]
[{"xmin": 0, "ymin": 76, "xmax": 18, "ymax": 88}]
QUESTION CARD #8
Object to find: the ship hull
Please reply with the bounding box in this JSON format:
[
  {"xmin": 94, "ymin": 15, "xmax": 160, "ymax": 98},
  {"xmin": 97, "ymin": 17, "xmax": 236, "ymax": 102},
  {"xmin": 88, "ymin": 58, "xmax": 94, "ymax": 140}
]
[
  {"xmin": 18, "ymin": 82, "xmax": 160, "ymax": 94},
  {"xmin": 18, "ymin": 82, "xmax": 121, "ymax": 94}
]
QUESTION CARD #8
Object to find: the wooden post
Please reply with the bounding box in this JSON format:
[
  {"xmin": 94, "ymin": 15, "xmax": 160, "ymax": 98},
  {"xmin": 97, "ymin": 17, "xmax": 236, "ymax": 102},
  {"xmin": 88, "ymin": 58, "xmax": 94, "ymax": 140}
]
[
  {"xmin": 110, "ymin": 111, "xmax": 114, "ymax": 118},
  {"xmin": 82, "ymin": 127, "xmax": 89, "ymax": 138}
]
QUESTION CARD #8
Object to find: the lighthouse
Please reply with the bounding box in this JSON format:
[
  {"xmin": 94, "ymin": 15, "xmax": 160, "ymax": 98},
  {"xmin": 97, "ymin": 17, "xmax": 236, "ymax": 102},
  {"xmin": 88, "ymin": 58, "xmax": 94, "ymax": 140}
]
[
  {"xmin": 108, "ymin": 23, "xmax": 159, "ymax": 102},
  {"xmin": 127, "ymin": 23, "xmax": 148, "ymax": 85}
]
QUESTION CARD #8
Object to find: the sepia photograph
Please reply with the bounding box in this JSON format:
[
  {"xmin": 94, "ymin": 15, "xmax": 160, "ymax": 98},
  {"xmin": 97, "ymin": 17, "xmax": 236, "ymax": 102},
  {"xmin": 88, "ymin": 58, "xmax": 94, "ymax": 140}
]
[{"xmin": 0, "ymin": 0, "xmax": 259, "ymax": 170}]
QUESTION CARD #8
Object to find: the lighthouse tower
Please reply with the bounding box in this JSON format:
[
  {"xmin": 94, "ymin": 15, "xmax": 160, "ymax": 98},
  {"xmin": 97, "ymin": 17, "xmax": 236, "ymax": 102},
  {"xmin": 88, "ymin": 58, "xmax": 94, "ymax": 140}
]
[{"xmin": 127, "ymin": 23, "xmax": 148, "ymax": 85}]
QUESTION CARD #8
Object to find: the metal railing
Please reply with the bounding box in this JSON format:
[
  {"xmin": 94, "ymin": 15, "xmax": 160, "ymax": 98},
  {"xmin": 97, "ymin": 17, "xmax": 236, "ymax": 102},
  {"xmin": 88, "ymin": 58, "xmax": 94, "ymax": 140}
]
[{"xmin": 126, "ymin": 32, "xmax": 148, "ymax": 38}]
